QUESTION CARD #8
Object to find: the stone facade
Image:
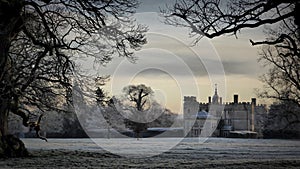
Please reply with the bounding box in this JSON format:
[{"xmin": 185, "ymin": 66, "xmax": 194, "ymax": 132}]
[{"xmin": 183, "ymin": 87, "xmax": 267, "ymax": 138}]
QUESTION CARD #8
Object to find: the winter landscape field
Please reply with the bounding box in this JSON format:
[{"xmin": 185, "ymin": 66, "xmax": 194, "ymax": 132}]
[{"xmin": 0, "ymin": 137, "xmax": 299, "ymax": 168}]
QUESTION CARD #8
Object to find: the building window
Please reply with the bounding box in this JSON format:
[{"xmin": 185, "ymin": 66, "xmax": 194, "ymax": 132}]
[
  {"xmin": 193, "ymin": 129, "xmax": 199, "ymax": 137},
  {"xmin": 229, "ymin": 119, "xmax": 232, "ymax": 125}
]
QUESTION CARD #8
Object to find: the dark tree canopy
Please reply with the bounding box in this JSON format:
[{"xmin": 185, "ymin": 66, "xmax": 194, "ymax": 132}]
[
  {"xmin": 95, "ymin": 76, "xmax": 111, "ymax": 107},
  {"xmin": 0, "ymin": 0, "xmax": 146, "ymax": 140},
  {"xmin": 264, "ymin": 101, "xmax": 300, "ymax": 138},
  {"xmin": 96, "ymin": 87, "xmax": 109, "ymax": 107}
]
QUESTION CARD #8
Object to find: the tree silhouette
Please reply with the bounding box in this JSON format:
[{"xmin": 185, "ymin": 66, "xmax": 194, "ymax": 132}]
[
  {"xmin": 162, "ymin": 0, "xmax": 299, "ymax": 105},
  {"xmin": 0, "ymin": 0, "xmax": 146, "ymax": 157},
  {"xmin": 257, "ymin": 21, "xmax": 300, "ymax": 105},
  {"xmin": 95, "ymin": 76, "xmax": 111, "ymax": 107},
  {"xmin": 122, "ymin": 84, "xmax": 153, "ymax": 139},
  {"xmin": 162, "ymin": 0, "xmax": 298, "ymax": 40},
  {"xmin": 264, "ymin": 101, "xmax": 300, "ymax": 138}
]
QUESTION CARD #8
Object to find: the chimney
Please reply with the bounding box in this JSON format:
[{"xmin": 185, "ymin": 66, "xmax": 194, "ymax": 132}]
[
  {"xmin": 251, "ymin": 98, "xmax": 256, "ymax": 131},
  {"xmin": 219, "ymin": 97, "xmax": 222, "ymax": 104},
  {"xmin": 234, "ymin": 94, "xmax": 238, "ymax": 104},
  {"xmin": 251, "ymin": 98, "xmax": 256, "ymax": 106},
  {"xmin": 208, "ymin": 96, "xmax": 211, "ymax": 103}
]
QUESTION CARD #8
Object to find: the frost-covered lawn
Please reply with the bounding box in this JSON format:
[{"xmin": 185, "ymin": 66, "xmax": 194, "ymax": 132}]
[
  {"xmin": 1, "ymin": 138, "xmax": 299, "ymax": 168},
  {"xmin": 21, "ymin": 137, "xmax": 300, "ymax": 158}
]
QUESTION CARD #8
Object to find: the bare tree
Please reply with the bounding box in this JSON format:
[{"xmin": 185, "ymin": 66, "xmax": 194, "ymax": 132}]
[
  {"xmin": 162, "ymin": 0, "xmax": 298, "ymax": 41},
  {"xmin": 122, "ymin": 84, "xmax": 153, "ymax": 139},
  {"xmin": 0, "ymin": 0, "xmax": 146, "ymax": 156},
  {"xmin": 123, "ymin": 84, "xmax": 153, "ymax": 111},
  {"xmin": 162, "ymin": 1, "xmax": 300, "ymax": 134},
  {"xmin": 162, "ymin": 0, "xmax": 299, "ymax": 103},
  {"xmin": 256, "ymin": 18, "xmax": 300, "ymax": 104}
]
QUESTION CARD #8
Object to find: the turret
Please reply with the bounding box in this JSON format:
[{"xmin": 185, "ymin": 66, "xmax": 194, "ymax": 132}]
[{"xmin": 212, "ymin": 84, "xmax": 219, "ymax": 104}]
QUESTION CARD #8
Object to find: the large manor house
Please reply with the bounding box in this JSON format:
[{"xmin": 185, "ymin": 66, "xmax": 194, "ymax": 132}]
[
  {"xmin": 184, "ymin": 85, "xmax": 267, "ymax": 138},
  {"xmin": 9, "ymin": 84, "xmax": 268, "ymax": 138}
]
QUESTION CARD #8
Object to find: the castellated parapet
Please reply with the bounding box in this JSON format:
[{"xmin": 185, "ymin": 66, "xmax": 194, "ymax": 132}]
[{"xmin": 183, "ymin": 89, "xmax": 267, "ymax": 138}]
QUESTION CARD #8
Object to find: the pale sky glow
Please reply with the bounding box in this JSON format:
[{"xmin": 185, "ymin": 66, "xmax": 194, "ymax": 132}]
[{"xmin": 94, "ymin": 1, "xmax": 269, "ymax": 113}]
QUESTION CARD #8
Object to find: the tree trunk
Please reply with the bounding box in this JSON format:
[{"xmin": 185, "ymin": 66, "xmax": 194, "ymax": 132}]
[
  {"xmin": 0, "ymin": 0, "xmax": 24, "ymax": 137},
  {"xmin": 0, "ymin": 32, "xmax": 11, "ymax": 137},
  {"xmin": 0, "ymin": 104, "xmax": 9, "ymax": 136},
  {"xmin": 0, "ymin": 97, "xmax": 29, "ymax": 158},
  {"xmin": 0, "ymin": 1, "xmax": 28, "ymax": 157},
  {"xmin": 0, "ymin": 36, "xmax": 10, "ymax": 137}
]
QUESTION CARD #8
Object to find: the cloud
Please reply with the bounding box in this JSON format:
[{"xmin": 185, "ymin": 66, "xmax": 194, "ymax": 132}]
[
  {"xmin": 136, "ymin": 0, "xmax": 175, "ymax": 13},
  {"xmin": 96, "ymin": 3, "xmax": 267, "ymax": 112}
]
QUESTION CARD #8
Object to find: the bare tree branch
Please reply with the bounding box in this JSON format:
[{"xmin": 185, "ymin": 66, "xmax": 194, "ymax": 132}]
[
  {"xmin": 162, "ymin": 0, "xmax": 298, "ymax": 40},
  {"xmin": 0, "ymin": 0, "xmax": 147, "ymax": 139}
]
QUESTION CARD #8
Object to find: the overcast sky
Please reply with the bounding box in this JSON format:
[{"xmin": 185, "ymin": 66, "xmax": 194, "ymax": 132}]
[{"xmin": 95, "ymin": 0, "xmax": 269, "ymax": 113}]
